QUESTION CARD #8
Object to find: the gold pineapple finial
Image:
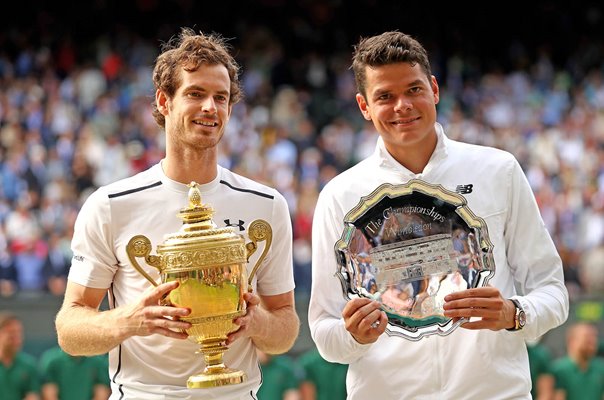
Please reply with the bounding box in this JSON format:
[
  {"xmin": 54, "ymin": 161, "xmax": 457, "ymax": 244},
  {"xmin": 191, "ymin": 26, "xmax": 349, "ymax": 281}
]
[{"xmin": 188, "ymin": 182, "xmax": 202, "ymax": 208}]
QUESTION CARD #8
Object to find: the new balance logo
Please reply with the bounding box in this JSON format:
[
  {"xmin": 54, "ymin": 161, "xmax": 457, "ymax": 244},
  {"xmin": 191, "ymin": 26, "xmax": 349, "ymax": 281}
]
[
  {"xmin": 455, "ymin": 184, "xmax": 473, "ymax": 194},
  {"xmin": 224, "ymin": 219, "xmax": 245, "ymax": 231}
]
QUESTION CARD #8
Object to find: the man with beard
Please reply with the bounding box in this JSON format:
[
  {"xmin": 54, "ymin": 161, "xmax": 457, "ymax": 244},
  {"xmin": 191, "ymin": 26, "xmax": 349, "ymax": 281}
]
[{"xmin": 55, "ymin": 28, "xmax": 299, "ymax": 399}]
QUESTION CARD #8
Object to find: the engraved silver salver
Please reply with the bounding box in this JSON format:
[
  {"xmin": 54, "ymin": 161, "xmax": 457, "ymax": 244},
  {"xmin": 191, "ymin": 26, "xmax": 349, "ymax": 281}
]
[{"xmin": 335, "ymin": 179, "xmax": 495, "ymax": 340}]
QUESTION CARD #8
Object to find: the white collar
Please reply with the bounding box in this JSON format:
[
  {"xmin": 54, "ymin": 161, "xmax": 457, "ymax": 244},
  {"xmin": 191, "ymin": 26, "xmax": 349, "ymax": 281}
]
[
  {"xmin": 373, "ymin": 122, "xmax": 449, "ymax": 176},
  {"xmin": 155, "ymin": 160, "xmax": 222, "ymax": 195}
]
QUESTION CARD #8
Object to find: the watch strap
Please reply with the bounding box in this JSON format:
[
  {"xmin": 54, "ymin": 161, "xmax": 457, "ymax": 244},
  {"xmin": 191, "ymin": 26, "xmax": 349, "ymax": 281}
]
[{"xmin": 506, "ymin": 298, "xmax": 525, "ymax": 331}]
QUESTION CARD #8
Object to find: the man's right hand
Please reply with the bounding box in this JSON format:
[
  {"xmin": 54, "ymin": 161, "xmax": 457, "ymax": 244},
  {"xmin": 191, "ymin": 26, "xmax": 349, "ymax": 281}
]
[
  {"xmin": 120, "ymin": 281, "xmax": 192, "ymax": 339},
  {"xmin": 341, "ymin": 298, "xmax": 387, "ymax": 344}
]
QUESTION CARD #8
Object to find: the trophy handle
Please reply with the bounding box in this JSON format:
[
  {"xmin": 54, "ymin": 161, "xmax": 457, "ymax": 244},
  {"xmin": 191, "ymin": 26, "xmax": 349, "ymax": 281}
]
[
  {"xmin": 126, "ymin": 235, "xmax": 162, "ymax": 287},
  {"xmin": 245, "ymin": 219, "xmax": 272, "ymax": 285}
]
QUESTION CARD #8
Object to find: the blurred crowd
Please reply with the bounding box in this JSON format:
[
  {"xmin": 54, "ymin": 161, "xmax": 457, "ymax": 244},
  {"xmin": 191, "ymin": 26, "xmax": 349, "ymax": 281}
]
[{"xmin": 1, "ymin": 23, "xmax": 604, "ymax": 302}]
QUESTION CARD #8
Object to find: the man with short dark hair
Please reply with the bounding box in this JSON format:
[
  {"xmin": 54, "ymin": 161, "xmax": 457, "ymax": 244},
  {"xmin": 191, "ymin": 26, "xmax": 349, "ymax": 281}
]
[
  {"xmin": 0, "ymin": 312, "xmax": 41, "ymax": 400},
  {"xmin": 308, "ymin": 31, "xmax": 569, "ymax": 399}
]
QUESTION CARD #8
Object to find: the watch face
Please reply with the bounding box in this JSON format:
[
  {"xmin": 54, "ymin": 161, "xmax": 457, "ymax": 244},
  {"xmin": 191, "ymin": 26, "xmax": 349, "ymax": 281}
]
[{"xmin": 518, "ymin": 310, "xmax": 526, "ymax": 327}]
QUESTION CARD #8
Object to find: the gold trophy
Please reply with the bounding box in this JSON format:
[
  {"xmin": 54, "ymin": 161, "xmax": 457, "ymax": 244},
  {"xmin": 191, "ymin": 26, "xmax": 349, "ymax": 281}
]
[{"xmin": 126, "ymin": 182, "xmax": 272, "ymax": 388}]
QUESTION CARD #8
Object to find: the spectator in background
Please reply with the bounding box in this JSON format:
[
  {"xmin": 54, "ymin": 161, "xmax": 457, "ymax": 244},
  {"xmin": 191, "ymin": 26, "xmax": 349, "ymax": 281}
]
[
  {"xmin": 0, "ymin": 312, "xmax": 41, "ymax": 400},
  {"xmin": 298, "ymin": 347, "xmax": 347, "ymax": 400},
  {"xmin": 41, "ymin": 232, "xmax": 71, "ymax": 296},
  {"xmin": 39, "ymin": 346, "xmax": 110, "ymax": 400},
  {"xmin": 551, "ymin": 322, "xmax": 604, "ymax": 400},
  {"xmin": 256, "ymin": 349, "xmax": 301, "ymax": 400},
  {"xmin": 3, "ymin": 193, "xmax": 47, "ymax": 294},
  {"xmin": 0, "ymin": 225, "xmax": 16, "ymax": 297},
  {"xmin": 526, "ymin": 337, "xmax": 556, "ymax": 400},
  {"xmin": 578, "ymin": 245, "xmax": 604, "ymax": 295},
  {"xmin": 10, "ymin": 235, "xmax": 47, "ymax": 293}
]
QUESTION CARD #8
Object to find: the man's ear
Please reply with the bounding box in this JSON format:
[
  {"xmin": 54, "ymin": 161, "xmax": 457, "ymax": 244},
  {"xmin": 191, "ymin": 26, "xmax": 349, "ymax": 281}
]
[
  {"xmin": 156, "ymin": 90, "xmax": 169, "ymax": 115},
  {"xmin": 431, "ymin": 75, "xmax": 440, "ymax": 105},
  {"xmin": 356, "ymin": 93, "xmax": 371, "ymax": 121}
]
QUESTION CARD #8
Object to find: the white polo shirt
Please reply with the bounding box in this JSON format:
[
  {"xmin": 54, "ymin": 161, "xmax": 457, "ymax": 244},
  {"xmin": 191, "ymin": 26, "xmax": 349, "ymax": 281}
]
[{"xmin": 69, "ymin": 162, "xmax": 294, "ymax": 399}]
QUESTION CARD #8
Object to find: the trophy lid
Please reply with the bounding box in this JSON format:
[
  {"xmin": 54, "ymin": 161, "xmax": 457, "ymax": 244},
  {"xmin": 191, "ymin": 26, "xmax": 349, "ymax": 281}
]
[{"xmin": 159, "ymin": 182, "xmax": 243, "ymax": 249}]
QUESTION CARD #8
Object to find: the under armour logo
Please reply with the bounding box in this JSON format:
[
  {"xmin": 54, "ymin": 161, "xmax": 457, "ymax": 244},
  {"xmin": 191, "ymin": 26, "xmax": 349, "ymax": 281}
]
[
  {"xmin": 455, "ymin": 184, "xmax": 473, "ymax": 194},
  {"xmin": 224, "ymin": 219, "xmax": 245, "ymax": 231}
]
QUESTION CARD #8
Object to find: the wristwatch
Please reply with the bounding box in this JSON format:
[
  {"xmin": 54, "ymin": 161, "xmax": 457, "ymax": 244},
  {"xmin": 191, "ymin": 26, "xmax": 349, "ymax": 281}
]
[{"xmin": 506, "ymin": 298, "xmax": 526, "ymax": 331}]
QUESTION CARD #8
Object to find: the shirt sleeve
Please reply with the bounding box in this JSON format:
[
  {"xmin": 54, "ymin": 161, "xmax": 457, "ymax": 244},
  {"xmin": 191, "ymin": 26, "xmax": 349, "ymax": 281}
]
[
  {"xmin": 505, "ymin": 158, "xmax": 569, "ymax": 339},
  {"xmin": 308, "ymin": 186, "xmax": 374, "ymax": 364},
  {"xmin": 67, "ymin": 188, "xmax": 118, "ymax": 289},
  {"xmin": 254, "ymin": 191, "xmax": 295, "ymax": 296}
]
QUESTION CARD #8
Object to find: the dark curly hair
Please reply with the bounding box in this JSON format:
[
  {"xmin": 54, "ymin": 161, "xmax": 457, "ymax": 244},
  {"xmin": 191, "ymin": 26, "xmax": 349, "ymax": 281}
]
[{"xmin": 151, "ymin": 27, "xmax": 243, "ymax": 128}]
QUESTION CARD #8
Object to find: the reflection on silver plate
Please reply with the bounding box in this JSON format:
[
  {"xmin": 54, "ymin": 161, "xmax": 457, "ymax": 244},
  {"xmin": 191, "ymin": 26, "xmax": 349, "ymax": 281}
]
[{"xmin": 335, "ymin": 179, "xmax": 495, "ymax": 340}]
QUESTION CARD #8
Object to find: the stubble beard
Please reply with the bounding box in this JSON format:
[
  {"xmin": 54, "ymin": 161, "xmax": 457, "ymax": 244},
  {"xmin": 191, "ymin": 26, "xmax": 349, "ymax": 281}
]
[{"xmin": 171, "ymin": 119, "xmax": 225, "ymax": 152}]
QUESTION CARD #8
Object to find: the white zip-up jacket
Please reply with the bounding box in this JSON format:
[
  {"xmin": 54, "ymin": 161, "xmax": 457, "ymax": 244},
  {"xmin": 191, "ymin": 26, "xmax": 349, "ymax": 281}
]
[{"xmin": 308, "ymin": 123, "xmax": 568, "ymax": 399}]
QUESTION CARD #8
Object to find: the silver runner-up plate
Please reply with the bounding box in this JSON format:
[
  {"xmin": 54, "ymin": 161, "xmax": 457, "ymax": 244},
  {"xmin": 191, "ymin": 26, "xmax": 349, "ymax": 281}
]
[{"xmin": 335, "ymin": 179, "xmax": 495, "ymax": 340}]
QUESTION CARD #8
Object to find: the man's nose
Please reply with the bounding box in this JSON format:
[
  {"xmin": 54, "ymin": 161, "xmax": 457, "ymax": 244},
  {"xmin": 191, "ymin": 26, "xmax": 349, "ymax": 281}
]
[
  {"xmin": 394, "ymin": 96, "xmax": 412, "ymax": 112},
  {"xmin": 201, "ymin": 97, "xmax": 217, "ymax": 113}
]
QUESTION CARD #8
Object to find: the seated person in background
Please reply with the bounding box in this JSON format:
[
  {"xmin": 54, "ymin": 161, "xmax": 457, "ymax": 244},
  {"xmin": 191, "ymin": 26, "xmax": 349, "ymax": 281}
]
[
  {"xmin": 298, "ymin": 346, "xmax": 347, "ymax": 400},
  {"xmin": 39, "ymin": 345, "xmax": 110, "ymax": 400},
  {"xmin": 0, "ymin": 253, "xmax": 16, "ymax": 297},
  {"xmin": 10, "ymin": 236, "xmax": 48, "ymax": 293},
  {"xmin": 256, "ymin": 349, "xmax": 301, "ymax": 400},
  {"xmin": 42, "ymin": 232, "xmax": 71, "ymax": 296},
  {"xmin": 0, "ymin": 312, "xmax": 41, "ymax": 400},
  {"xmin": 551, "ymin": 322, "xmax": 604, "ymax": 400},
  {"xmin": 526, "ymin": 337, "xmax": 556, "ymax": 400}
]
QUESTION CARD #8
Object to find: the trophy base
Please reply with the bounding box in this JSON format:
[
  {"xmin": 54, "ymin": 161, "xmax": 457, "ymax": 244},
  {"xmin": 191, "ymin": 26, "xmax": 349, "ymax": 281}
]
[{"xmin": 187, "ymin": 367, "xmax": 247, "ymax": 389}]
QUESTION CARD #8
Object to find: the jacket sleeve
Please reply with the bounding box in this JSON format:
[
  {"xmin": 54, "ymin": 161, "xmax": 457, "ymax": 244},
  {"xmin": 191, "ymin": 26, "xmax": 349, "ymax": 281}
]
[
  {"xmin": 307, "ymin": 187, "xmax": 374, "ymax": 364},
  {"xmin": 505, "ymin": 158, "xmax": 569, "ymax": 339}
]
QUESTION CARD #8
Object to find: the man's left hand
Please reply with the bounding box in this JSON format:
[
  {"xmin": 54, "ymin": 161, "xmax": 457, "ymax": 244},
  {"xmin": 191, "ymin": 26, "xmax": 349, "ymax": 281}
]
[
  {"xmin": 226, "ymin": 291, "xmax": 262, "ymax": 345},
  {"xmin": 443, "ymin": 286, "xmax": 516, "ymax": 330}
]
